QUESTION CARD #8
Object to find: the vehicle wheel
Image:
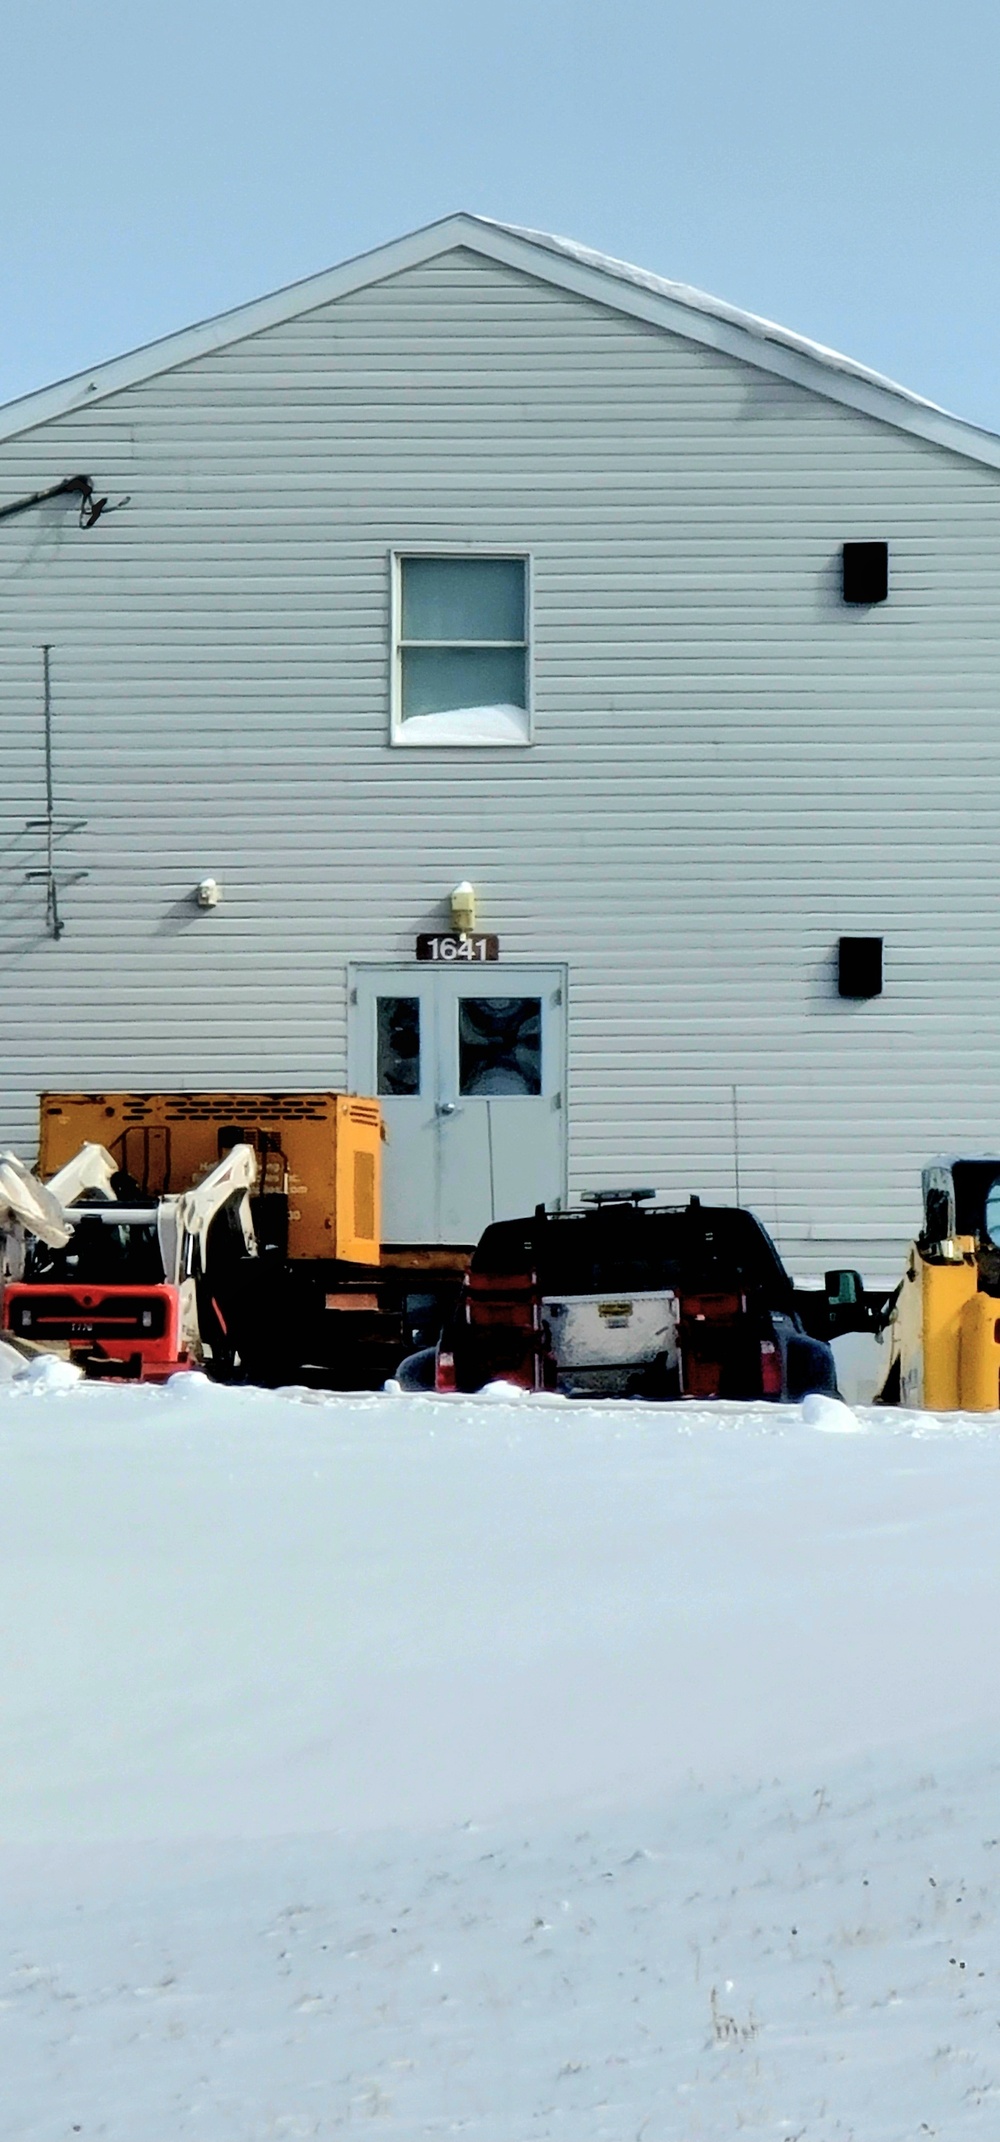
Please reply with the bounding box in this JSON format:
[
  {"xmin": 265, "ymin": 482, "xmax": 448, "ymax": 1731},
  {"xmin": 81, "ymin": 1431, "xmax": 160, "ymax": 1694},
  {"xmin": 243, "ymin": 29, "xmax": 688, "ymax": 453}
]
[
  {"xmin": 875, "ymin": 1355, "xmax": 901, "ymax": 1406},
  {"xmin": 785, "ymin": 1334, "xmax": 837, "ymax": 1401},
  {"xmin": 631, "ymin": 1353, "xmax": 681, "ymax": 1400}
]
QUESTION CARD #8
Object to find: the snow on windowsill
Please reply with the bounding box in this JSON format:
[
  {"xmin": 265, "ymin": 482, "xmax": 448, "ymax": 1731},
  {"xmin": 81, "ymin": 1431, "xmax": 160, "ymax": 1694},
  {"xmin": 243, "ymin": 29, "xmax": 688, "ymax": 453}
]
[{"xmin": 393, "ymin": 704, "xmax": 531, "ymax": 747}]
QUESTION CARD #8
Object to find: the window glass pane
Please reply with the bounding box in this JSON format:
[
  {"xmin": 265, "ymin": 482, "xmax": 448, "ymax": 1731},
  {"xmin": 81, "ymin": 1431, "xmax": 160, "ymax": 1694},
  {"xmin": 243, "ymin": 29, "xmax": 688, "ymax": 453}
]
[
  {"xmin": 459, "ymin": 998, "xmax": 541, "ymax": 1096},
  {"xmin": 401, "ymin": 558, "xmax": 524, "ymax": 643},
  {"xmin": 401, "ymin": 646, "xmax": 525, "ymax": 719},
  {"xmin": 377, "ymin": 997, "xmax": 420, "ymax": 1096}
]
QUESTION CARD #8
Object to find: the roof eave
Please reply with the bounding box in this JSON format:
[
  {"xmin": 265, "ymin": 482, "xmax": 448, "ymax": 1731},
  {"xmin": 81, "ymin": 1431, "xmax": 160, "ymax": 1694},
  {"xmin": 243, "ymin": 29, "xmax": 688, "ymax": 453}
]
[
  {"xmin": 0, "ymin": 214, "xmax": 478, "ymax": 444},
  {"xmin": 2, "ymin": 211, "xmax": 1000, "ymax": 473}
]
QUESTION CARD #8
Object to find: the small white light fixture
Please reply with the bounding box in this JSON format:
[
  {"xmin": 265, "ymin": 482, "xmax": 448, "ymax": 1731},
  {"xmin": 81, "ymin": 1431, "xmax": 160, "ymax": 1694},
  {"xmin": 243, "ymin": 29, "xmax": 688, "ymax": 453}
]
[
  {"xmin": 450, "ymin": 879, "xmax": 477, "ymax": 933},
  {"xmin": 195, "ymin": 876, "xmax": 221, "ymax": 909}
]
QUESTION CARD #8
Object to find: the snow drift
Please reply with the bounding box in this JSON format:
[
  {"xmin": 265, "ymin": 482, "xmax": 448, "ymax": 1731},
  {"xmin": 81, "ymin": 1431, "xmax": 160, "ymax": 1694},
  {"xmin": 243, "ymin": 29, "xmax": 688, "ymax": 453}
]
[{"xmin": 2, "ymin": 1376, "xmax": 1000, "ymax": 2138}]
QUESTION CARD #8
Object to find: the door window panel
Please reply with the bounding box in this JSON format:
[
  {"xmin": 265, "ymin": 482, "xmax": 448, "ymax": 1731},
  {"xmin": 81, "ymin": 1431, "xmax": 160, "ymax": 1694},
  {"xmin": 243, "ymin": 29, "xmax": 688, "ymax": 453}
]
[
  {"xmin": 458, "ymin": 997, "xmax": 541, "ymax": 1097},
  {"xmin": 377, "ymin": 997, "xmax": 421, "ymax": 1096}
]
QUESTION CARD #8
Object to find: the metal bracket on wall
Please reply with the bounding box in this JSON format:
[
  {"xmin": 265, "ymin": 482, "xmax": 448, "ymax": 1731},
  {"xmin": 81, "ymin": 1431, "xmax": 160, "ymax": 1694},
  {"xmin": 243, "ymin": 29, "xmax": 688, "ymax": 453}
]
[
  {"xmin": 24, "ymin": 645, "xmax": 88, "ymax": 940},
  {"xmin": 0, "ymin": 473, "xmax": 129, "ymax": 530}
]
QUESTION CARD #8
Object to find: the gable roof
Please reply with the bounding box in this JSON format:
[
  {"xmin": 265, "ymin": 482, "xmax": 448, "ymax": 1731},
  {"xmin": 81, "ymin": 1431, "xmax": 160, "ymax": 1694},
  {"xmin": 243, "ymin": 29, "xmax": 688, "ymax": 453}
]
[{"xmin": 2, "ymin": 211, "xmax": 999, "ymax": 471}]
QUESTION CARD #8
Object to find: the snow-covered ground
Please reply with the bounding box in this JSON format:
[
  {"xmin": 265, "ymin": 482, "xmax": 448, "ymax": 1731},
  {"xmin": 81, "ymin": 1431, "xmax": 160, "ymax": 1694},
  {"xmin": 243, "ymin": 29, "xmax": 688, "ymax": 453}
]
[{"xmin": 3, "ymin": 1365, "xmax": 1000, "ymax": 2137}]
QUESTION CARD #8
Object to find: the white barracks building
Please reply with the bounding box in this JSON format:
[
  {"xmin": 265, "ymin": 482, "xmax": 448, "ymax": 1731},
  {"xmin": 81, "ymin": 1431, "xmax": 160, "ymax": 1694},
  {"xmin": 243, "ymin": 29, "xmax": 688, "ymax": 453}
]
[{"xmin": 3, "ymin": 214, "xmax": 1000, "ymax": 1281}]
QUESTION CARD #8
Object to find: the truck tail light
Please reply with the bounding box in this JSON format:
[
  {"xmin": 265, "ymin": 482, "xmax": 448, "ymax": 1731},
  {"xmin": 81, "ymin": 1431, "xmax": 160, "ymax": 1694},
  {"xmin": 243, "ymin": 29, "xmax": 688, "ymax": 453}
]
[
  {"xmin": 435, "ymin": 1348, "xmax": 457, "ymax": 1392},
  {"xmin": 760, "ymin": 1338, "xmax": 782, "ymax": 1398}
]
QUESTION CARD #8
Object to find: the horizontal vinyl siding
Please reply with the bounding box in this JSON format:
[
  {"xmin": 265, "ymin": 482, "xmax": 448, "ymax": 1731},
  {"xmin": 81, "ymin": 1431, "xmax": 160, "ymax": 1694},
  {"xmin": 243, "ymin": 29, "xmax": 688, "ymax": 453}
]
[{"xmin": 3, "ymin": 248, "xmax": 1000, "ymax": 1278}]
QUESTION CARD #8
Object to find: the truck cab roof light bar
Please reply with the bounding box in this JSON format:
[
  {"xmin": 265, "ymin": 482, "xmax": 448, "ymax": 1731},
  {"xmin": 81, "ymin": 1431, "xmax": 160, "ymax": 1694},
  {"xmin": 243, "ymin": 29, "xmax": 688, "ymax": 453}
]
[{"xmin": 579, "ymin": 1189, "xmax": 658, "ymax": 1207}]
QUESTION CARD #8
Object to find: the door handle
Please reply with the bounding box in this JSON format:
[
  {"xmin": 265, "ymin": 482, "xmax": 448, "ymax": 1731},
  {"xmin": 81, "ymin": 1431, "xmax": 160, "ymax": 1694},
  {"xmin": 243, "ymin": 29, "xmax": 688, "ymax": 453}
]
[{"xmin": 436, "ymin": 1101, "xmax": 458, "ymax": 1117}]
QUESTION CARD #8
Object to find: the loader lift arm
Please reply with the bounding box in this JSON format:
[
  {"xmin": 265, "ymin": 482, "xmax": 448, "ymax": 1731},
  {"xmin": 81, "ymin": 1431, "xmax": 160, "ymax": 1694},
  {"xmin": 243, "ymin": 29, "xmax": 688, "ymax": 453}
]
[
  {"xmin": 155, "ymin": 1143, "xmax": 258, "ymax": 1288},
  {"xmin": 0, "ymin": 1141, "xmax": 117, "ymax": 1274}
]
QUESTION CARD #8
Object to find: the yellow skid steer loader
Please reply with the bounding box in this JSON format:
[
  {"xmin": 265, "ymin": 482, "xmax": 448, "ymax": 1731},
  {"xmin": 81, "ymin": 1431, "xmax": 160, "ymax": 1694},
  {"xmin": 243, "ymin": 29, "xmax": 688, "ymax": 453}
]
[{"xmin": 877, "ymin": 1159, "xmax": 1000, "ymax": 1410}]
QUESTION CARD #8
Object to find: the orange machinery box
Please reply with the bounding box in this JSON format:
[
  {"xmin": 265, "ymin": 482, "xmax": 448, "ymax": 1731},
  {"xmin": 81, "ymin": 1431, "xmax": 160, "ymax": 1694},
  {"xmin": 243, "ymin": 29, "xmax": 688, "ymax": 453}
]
[{"xmin": 38, "ymin": 1091, "xmax": 382, "ymax": 1265}]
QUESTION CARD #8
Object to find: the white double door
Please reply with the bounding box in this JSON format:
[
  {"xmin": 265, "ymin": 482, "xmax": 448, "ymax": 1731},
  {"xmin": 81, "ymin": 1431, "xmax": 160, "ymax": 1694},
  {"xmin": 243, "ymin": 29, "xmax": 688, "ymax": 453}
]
[{"xmin": 349, "ymin": 965, "xmax": 566, "ymax": 1244}]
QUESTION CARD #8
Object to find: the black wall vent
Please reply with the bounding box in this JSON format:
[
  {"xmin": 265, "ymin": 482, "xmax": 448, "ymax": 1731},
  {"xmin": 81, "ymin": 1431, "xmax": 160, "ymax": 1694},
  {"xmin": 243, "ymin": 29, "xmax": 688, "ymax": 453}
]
[
  {"xmin": 838, "ymin": 936, "xmax": 883, "ymax": 998},
  {"xmin": 842, "ymin": 541, "xmax": 889, "ymax": 604}
]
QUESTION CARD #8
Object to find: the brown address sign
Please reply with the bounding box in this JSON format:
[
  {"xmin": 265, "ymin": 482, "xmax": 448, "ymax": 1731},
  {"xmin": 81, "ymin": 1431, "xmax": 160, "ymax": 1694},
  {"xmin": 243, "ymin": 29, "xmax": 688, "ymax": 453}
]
[{"xmin": 416, "ymin": 933, "xmax": 499, "ymax": 963}]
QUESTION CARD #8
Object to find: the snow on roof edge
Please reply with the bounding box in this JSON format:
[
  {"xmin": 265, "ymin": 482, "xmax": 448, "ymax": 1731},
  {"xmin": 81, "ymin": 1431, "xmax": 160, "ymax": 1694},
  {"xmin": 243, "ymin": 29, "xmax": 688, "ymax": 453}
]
[{"xmin": 484, "ymin": 217, "xmax": 950, "ymax": 418}]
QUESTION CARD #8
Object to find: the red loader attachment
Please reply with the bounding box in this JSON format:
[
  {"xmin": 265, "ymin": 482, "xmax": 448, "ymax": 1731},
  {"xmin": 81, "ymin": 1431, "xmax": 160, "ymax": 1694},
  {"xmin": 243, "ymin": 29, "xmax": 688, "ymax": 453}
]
[{"xmin": 2, "ymin": 1282, "xmax": 194, "ymax": 1381}]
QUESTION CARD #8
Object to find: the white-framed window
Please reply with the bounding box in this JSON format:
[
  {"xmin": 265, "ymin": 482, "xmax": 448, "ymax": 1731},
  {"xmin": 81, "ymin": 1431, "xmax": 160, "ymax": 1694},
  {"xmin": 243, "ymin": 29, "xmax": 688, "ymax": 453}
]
[{"xmin": 390, "ymin": 552, "xmax": 531, "ymax": 747}]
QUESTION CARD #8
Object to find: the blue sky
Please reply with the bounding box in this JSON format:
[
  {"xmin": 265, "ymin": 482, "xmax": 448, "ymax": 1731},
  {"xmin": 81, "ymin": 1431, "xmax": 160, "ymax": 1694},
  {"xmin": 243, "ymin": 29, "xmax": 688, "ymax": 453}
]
[{"xmin": 4, "ymin": 0, "xmax": 1000, "ymax": 430}]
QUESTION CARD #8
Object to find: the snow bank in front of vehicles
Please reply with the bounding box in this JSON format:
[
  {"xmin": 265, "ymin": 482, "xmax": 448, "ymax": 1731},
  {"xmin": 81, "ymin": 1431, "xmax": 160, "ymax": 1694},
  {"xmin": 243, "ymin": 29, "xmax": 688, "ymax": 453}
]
[
  {"xmin": 3, "ymin": 1373, "xmax": 1000, "ymax": 2134},
  {"xmin": 8, "ymin": 1352, "xmax": 83, "ymax": 1395},
  {"xmin": 0, "ymin": 1374, "xmax": 996, "ymax": 1838},
  {"xmin": 801, "ymin": 1390, "xmax": 863, "ymax": 1432},
  {"xmin": 387, "ymin": 1375, "xmax": 865, "ymax": 1427},
  {"xmin": 3, "ymin": 1366, "xmax": 995, "ymax": 1437}
]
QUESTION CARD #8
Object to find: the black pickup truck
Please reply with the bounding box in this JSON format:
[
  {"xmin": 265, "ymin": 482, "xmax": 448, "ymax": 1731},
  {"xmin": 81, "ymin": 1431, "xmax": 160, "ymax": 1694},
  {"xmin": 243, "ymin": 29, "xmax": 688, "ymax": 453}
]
[{"xmin": 397, "ymin": 1191, "xmax": 852, "ymax": 1400}]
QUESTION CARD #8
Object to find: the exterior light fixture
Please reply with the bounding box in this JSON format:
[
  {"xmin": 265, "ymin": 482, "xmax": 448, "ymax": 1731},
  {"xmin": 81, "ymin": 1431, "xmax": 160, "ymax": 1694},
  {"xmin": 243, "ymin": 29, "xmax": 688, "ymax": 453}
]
[
  {"xmin": 195, "ymin": 877, "xmax": 221, "ymax": 909},
  {"xmin": 450, "ymin": 880, "xmax": 477, "ymax": 932}
]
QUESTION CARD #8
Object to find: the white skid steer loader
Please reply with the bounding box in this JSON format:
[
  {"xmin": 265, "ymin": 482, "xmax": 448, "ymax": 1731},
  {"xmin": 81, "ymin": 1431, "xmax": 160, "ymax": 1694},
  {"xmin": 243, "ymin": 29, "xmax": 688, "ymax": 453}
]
[{"xmin": 1, "ymin": 1143, "xmax": 258, "ymax": 1380}]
